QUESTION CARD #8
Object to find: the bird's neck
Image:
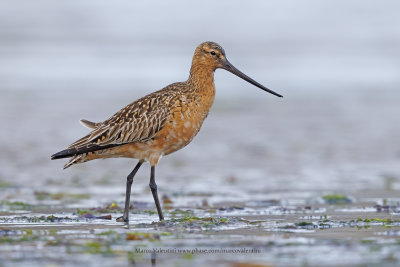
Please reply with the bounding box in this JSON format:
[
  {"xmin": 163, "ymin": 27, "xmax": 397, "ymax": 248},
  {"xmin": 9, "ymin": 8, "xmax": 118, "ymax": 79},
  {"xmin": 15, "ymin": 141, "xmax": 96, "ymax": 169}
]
[{"xmin": 187, "ymin": 64, "xmax": 216, "ymax": 95}]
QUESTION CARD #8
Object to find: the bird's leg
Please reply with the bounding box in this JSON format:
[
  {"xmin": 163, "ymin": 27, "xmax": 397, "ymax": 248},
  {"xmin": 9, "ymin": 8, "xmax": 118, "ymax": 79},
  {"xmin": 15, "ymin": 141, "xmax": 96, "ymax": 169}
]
[
  {"xmin": 149, "ymin": 166, "xmax": 164, "ymax": 221},
  {"xmin": 116, "ymin": 160, "xmax": 143, "ymax": 223}
]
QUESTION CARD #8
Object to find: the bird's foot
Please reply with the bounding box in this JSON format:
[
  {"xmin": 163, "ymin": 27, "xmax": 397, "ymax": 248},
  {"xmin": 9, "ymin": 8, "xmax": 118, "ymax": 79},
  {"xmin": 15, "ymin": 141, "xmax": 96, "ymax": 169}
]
[
  {"xmin": 116, "ymin": 216, "xmax": 128, "ymax": 223},
  {"xmin": 116, "ymin": 216, "xmax": 130, "ymax": 229}
]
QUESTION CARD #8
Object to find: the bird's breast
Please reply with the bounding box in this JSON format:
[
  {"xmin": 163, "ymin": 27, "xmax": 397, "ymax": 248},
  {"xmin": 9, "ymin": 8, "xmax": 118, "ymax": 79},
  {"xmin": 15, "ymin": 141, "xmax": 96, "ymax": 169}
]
[{"xmin": 153, "ymin": 90, "xmax": 215, "ymax": 155}]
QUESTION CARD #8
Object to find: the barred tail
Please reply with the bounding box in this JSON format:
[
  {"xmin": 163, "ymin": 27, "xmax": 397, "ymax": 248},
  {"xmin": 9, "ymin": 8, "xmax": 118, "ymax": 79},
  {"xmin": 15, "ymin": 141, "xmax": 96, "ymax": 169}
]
[
  {"xmin": 51, "ymin": 143, "xmax": 121, "ymax": 160},
  {"xmin": 51, "ymin": 148, "xmax": 77, "ymax": 160},
  {"xmin": 63, "ymin": 155, "xmax": 86, "ymax": 169}
]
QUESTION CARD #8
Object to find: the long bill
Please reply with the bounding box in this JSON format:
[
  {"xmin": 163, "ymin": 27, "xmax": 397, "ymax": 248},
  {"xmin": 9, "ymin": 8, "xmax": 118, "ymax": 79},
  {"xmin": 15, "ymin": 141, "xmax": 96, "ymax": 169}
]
[{"xmin": 222, "ymin": 60, "xmax": 283, "ymax": 97}]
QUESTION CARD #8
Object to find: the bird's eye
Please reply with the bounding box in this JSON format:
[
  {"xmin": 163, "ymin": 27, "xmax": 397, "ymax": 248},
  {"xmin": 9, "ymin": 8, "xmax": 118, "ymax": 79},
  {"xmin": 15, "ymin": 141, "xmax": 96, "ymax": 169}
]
[{"xmin": 210, "ymin": 51, "xmax": 216, "ymax": 56}]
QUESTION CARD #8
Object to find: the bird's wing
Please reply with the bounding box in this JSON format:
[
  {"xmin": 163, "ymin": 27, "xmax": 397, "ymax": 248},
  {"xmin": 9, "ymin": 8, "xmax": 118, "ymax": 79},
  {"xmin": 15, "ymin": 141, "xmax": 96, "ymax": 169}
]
[{"xmin": 67, "ymin": 89, "xmax": 176, "ymax": 151}]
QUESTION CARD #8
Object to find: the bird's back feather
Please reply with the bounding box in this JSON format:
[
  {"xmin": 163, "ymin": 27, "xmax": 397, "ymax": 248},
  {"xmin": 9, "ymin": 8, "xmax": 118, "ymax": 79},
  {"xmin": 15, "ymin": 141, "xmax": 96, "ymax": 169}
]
[{"xmin": 51, "ymin": 83, "xmax": 185, "ymax": 165}]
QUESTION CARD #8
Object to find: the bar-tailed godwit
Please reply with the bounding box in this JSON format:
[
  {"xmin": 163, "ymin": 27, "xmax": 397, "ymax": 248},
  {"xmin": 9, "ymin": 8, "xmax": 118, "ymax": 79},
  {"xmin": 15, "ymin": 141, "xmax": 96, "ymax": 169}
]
[{"xmin": 51, "ymin": 41, "xmax": 282, "ymax": 223}]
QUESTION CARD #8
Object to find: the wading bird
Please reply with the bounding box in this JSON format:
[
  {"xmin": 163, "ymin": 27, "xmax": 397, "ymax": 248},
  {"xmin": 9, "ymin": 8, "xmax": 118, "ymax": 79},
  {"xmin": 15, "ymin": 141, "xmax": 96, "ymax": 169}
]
[{"xmin": 51, "ymin": 41, "xmax": 282, "ymax": 223}]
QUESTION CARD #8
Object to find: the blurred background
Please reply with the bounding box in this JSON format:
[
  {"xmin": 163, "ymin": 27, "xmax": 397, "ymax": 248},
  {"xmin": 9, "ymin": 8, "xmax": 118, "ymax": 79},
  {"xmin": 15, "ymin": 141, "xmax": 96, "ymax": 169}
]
[
  {"xmin": 1, "ymin": 1, "xmax": 400, "ymax": 266},
  {"xmin": 0, "ymin": 0, "xmax": 399, "ymax": 199}
]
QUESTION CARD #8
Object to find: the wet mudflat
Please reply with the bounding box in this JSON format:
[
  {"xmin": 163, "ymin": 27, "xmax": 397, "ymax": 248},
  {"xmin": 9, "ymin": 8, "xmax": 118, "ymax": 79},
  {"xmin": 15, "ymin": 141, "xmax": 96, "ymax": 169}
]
[
  {"xmin": 1, "ymin": 89, "xmax": 400, "ymax": 266},
  {"xmin": 1, "ymin": 190, "xmax": 400, "ymax": 267}
]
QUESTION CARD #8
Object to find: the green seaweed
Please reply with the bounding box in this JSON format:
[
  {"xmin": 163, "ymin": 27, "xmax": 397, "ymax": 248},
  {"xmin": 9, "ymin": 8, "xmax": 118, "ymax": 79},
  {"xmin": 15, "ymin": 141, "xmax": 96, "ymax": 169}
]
[
  {"xmin": 169, "ymin": 216, "xmax": 228, "ymax": 224},
  {"xmin": 362, "ymin": 218, "xmax": 399, "ymax": 225},
  {"xmin": 182, "ymin": 253, "xmax": 194, "ymax": 260},
  {"xmin": 296, "ymin": 221, "xmax": 314, "ymax": 227},
  {"xmin": 168, "ymin": 209, "xmax": 194, "ymax": 217},
  {"xmin": 0, "ymin": 200, "xmax": 33, "ymax": 210},
  {"xmin": 84, "ymin": 241, "xmax": 103, "ymax": 254},
  {"xmin": 49, "ymin": 229, "xmax": 57, "ymax": 236},
  {"xmin": 76, "ymin": 208, "xmax": 98, "ymax": 216},
  {"xmin": 35, "ymin": 191, "xmax": 90, "ymax": 200},
  {"xmin": 160, "ymin": 232, "xmax": 172, "ymax": 236},
  {"xmin": 97, "ymin": 230, "xmax": 118, "ymax": 236},
  {"xmin": 143, "ymin": 209, "xmax": 158, "ymax": 215},
  {"xmin": 0, "ymin": 230, "xmax": 39, "ymax": 243},
  {"xmin": 322, "ymin": 194, "xmax": 352, "ymax": 205}
]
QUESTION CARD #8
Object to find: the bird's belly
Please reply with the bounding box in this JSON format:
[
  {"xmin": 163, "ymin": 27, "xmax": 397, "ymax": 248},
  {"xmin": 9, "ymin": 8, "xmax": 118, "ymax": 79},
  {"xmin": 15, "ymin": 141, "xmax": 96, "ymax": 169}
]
[{"xmin": 154, "ymin": 116, "xmax": 203, "ymax": 155}]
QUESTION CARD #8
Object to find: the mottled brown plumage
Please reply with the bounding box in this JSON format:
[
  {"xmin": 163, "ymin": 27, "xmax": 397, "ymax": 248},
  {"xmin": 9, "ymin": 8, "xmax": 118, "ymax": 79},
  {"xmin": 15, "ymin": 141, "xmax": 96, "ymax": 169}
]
[{"xmin": 51, "ymin": 41, "xmax": 282, "ymax": 223}]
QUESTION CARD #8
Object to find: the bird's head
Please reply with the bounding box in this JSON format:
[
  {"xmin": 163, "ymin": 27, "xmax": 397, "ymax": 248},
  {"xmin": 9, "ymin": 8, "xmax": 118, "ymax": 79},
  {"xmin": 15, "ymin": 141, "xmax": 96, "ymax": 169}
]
[{"xmin": 192, "ymin": 41, "xmax": 282, "ymax": 97}]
